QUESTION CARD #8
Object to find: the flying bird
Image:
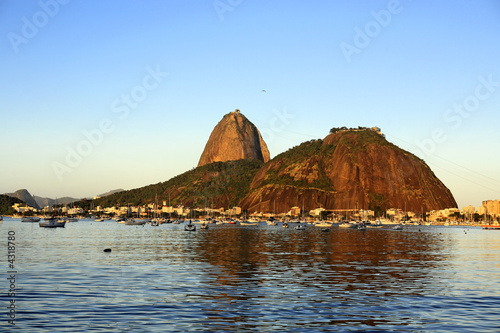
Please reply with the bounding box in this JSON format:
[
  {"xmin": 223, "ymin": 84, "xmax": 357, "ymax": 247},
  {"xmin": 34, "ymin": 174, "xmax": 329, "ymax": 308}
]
[{"xmin": 261, "ymin": 90, "xmax": 266, "ymax": 93}]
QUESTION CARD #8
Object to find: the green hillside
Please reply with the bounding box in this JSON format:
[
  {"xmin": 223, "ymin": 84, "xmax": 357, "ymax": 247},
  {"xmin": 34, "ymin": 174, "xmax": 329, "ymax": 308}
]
[
  {"xmin": 75, "ymin": 159, "xmax": 264, "ymax": 210},
  {"xmin": 0, "ymin": 194, "xmax": 25, "ymax": 215}
]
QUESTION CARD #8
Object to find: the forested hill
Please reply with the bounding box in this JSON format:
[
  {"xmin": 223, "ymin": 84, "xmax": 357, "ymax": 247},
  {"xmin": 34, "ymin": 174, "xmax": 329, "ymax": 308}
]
[
  {"xmin": 0, "ymin": 194, "xmax": 25, "ymax": 215},
  {"xmin": 74, "ymin": 159, "xmax": 264, "ymax": 210}
]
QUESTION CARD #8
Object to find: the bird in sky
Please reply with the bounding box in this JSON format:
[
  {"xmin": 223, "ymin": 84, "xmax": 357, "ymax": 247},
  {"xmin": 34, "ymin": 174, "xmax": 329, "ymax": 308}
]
[{"xmin": 261, "ymin": 90, "xmax": 266, "ymax": 93}]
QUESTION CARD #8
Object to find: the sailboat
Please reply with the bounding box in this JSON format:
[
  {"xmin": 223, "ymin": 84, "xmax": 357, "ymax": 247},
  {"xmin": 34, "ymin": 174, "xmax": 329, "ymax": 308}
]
[
  {"xmin": 481, "ymin": 207, "xmax": 500, "ymax": 229},
  {"xmin": 184, "ymin": 219, "xmax": 196, "ymax": 231},
  {"xmin": 151, "ymin": 194, "xmax": 160, "ymax": 226}
]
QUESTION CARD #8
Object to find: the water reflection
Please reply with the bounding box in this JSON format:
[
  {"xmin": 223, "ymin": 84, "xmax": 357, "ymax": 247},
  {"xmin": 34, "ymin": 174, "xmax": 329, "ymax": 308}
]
[
  {"xmin": 171, "ymin": 226, "xmax": 453, "ymax": 330},
  {"xmin": 4, "ymin": 219, "xmax": 499, "ymax": 332}
]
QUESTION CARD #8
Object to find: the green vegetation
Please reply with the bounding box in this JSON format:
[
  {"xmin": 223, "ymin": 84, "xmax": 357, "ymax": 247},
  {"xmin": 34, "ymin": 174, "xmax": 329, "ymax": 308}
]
[
  {"xmin": 0, "ymin": 195, "xmax": 25, "ymax": 215},
  {"xmin": 260, "ymin": 139, "xmax": 336, "ymax": 191},
  {"xmin": 73, "ymin": 159, "xmax": 264, "ymax": 209}
]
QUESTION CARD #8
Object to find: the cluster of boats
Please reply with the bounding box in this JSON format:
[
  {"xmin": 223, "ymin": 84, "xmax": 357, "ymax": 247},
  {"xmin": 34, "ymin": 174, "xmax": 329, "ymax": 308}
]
[{"xmin": 15, "ymin": 214, "xmax": 412, "ymax": 231}]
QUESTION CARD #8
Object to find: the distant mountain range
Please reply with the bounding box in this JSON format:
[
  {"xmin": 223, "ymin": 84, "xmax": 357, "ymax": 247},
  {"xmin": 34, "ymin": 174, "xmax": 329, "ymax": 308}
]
[{"xmin": 3, "ymin": 188, "xmax": 125, "ymax": 210}]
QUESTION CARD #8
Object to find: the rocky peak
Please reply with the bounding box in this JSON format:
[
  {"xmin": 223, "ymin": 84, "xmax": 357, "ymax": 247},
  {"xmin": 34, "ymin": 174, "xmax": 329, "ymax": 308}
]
[
  {"xmin": 239, "ymin": 129, "xmax": 457, "ymax": 214},
  {"xmin": 198, "ymin": 110, "xmax": 270, "ymax": 167}
]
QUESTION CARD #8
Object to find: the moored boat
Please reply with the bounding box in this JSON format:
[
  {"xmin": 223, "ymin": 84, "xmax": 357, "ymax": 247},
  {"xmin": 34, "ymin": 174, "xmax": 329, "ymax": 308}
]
[
  {"xmin": 339, "ymin": 222, "xmax": 358, "ymax": 229},
  {"xmin": 184, "ymin": 220, "xmax": 196, "ymax": 231},
  {"xmin": 124, "ymin": 218, "xmax": 146, "ymax": 225},
  {"xmin": 39, "ymin": 217, "xmax": 66, "ymax": 228},
  {"xmin": 481, "ymin": 223, "xmax": 500, "ymax": 230},
  {"xmin": 22, "ymin": 217, "xmax": 41, "ymax": 222}
]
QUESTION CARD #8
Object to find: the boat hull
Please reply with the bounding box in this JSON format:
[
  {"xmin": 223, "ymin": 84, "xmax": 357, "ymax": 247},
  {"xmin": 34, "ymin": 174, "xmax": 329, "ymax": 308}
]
[
  {"xmin": 39, "ymin": 221, "xmax": 66, "ymax": 228},
  {"xmin": 481, "ymin": 225, "xmax": 500, "ymax": 230}
]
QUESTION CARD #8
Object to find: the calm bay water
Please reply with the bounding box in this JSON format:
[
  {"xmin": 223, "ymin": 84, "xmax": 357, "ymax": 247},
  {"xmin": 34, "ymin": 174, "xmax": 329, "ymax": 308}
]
[{"xmin": 2, "ymin": 218, "xmax": 500, "ymax": 332}]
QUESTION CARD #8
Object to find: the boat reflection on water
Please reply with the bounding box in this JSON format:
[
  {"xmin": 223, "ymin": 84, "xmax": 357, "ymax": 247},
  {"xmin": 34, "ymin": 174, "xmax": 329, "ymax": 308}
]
[{"xmin": 186, "ymin": 227, "xmax": 447, "ymax": 292}]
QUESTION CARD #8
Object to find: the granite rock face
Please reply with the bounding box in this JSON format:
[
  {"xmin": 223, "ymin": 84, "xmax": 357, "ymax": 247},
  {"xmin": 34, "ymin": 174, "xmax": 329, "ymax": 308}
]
[
  {"xmin": 198, "ymin": 110, "xmax": 270, "ymax": 167},
  {"xmin": 239, "ymin": 130, "xmax": 457, "ymax": 214}
]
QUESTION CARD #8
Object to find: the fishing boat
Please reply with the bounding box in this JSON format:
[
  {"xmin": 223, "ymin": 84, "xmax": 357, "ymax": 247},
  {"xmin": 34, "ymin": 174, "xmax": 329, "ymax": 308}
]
[
  {"xmin": 39, "ymin": 217, "xmax": 66, "ymax": 228},
  {"xmin": 200, "ymin": 222, "xmax": 209, "ymax": 229}
]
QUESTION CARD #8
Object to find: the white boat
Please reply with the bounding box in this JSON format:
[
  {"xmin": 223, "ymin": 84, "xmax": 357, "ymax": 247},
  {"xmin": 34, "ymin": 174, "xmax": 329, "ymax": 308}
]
[
  {"xmin": 357, "ymin": 224, "xmax": 366, "ymax": 231},
  {"xmin": 239, "ymin": 221, "xmax": 256, "ymax": 226},
  {"xmin": 200, "ymin": 222, "xmax": 209, "ymax": 229},
  {"xmin": 22, "ymin": 217, "xmax": 41, "ymax": 222},
  {"xmin": 266, "ymin": 219, "xmax": 278, "ymax": 226},
  {"xmin": 39, "ymin": 217, "xmax": 66, "ymax": 228},
  {"xmin": 124, "ymin": 219, "xmax": 146, "ymax": 225},
  {"xmin": 67, "ymin": 217, "xmax": 78, "ymax": 222},
  {"xmin": 366, "ymin": 224, "xmax": 383, "ymax": 229},
  {"xmin": 295, "ymin": 224, "xmax": 306, "ymax": 230},
  {"xmin": 339, "ymin": 222, "xmax": 358, "ymax": 229},
  {"xmin": 151, "ymin": 219, "xmax": 160, "ymax": 226},
  {"xmin": 314, "ymin": 221, "xmax": 331, "ymax": 227},
  {"xmin": 392, "ymin": 224, "xmax": 403, "ymax": 230}
]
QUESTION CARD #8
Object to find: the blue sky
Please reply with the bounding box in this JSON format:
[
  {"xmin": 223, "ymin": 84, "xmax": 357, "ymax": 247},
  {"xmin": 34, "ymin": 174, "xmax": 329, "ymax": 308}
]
[{"xmin": 1, "ymin": 0, "xmax": 499, "ymax": 208}]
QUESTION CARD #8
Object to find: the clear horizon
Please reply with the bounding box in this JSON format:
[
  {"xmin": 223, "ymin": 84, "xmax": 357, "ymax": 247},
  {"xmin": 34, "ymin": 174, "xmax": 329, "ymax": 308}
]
[{"xmin": 1, "ymin": 0, "xmax": 500, "ymax": 209}]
